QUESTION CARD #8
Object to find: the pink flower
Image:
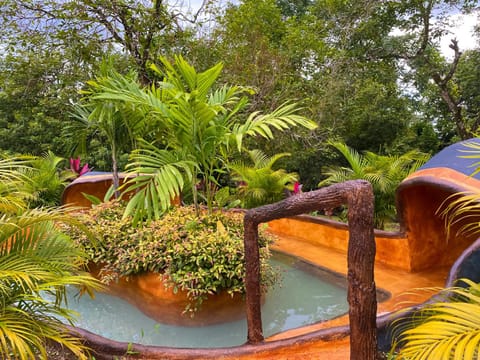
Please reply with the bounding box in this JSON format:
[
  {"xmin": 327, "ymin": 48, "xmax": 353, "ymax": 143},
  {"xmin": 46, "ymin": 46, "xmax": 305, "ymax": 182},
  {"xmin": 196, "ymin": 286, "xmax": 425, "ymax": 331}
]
[
  {"xmin": 293, "ymin": 182, "xmax": 302, "ymax": 194},
  {"xmin": 70, "ymin": 157, "xmax": 91, "ymax": 176},
  {"xmin": 70, "ymin": 157, "xmax": 80, "ymax": 172},
  {"xmin": 79, "ymin": 163, "xmax": 91, "ymax": 176}
]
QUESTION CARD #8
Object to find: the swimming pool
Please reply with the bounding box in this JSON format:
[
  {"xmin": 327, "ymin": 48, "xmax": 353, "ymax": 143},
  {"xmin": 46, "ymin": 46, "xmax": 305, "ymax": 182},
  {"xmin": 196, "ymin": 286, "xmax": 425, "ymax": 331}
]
[{"xmin": 53, "ymin": 252, "xmax": 350, "ymax": 348}]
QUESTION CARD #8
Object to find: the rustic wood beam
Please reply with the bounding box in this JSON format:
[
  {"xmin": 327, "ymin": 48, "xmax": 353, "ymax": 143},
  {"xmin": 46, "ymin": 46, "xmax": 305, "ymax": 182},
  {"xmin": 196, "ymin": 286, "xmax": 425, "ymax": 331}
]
[{"xmin": 243, "ymin": 180, "xmax": 378, "ymax": 359}]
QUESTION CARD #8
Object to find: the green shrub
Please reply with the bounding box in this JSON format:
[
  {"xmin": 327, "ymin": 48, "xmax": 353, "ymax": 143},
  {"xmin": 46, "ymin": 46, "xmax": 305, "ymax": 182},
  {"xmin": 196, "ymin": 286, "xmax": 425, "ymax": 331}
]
[{"xmin": 64, "ymin": 201, "xmax": 278, "ymax": 314}]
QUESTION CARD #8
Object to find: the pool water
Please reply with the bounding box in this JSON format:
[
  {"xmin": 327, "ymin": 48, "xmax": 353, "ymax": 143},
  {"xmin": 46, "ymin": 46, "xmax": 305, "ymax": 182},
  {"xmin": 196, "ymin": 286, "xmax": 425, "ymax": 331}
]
[{"xmin": 58, "ymin": 252, "xmax": 349, "ymax": 348}]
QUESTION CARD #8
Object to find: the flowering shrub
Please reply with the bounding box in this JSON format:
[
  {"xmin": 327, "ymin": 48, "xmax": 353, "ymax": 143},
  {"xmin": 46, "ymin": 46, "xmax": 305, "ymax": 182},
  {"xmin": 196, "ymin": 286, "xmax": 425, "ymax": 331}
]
[{"xmin": 64, "ymin": 201, "xmax": 278, "ymax": 313}]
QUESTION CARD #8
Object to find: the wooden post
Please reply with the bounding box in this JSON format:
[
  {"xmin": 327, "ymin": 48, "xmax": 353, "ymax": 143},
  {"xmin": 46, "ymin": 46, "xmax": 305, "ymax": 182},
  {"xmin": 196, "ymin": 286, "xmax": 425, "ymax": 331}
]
[{"xmin": 243, "ymin": 180, "xmax": 378, "ymax": 358}]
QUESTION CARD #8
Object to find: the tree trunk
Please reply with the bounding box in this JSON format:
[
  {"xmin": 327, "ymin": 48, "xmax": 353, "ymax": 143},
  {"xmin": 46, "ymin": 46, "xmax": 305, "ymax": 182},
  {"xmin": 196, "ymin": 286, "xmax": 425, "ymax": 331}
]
[{"xmin": 112, "ymin": 145, "xmax": 120, "ymax": 199}]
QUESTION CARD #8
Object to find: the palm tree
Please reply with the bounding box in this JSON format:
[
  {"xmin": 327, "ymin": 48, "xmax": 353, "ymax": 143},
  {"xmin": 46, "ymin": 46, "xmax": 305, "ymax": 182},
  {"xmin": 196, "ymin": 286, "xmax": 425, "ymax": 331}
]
[
  {"xmin": 69, "ymin": 59, "xmax": 148, "ymax": 197},
  {"xmin": 0, "ymin": 156, "xmax": 101, "ymax": 359},
  {"xmin": 230, "ymin": 149, "xmax": 298, "ymax": 208},
  {"xmin": 319, "ymin": 141, "xmax": 428, "ymax": 229},
  {"xmin": 390, "ymin": 279, "xmax": 480, "ymax": 359},
  {"xmin": 20, "ymin": 151, "xmax": 74, "ymax": 207},
  {"xmin": 89, "ymin": 55, "xmax": 317, "ymax": 222}
]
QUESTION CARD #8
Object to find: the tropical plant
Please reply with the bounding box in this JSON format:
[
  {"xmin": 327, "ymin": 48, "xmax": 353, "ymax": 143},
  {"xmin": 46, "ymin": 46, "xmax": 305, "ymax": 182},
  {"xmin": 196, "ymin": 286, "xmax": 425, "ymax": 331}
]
[
  {"xmin": 0, "ymin": 155, "xmax": 101, "ymax": 360},
  {"xmin": 70, "ymin": 59, "xmax": 148, "ymax": 197},
  {"xmin": 439, "ymin": 140, "xmax": 480, "ymax": 237},
  {"xmin": 63, "ymin": 201, "xmax": 278, "ymax": 315},
  {"xmin": 21, "ymin": 151, "xmax": 75, "ymax": 208},
  {"xmin": 88, "ymin": 55, "xmax": 317, "ymax": 223},
  {"xmin": 69, "ymin": 156, "xmax": 91, "ymax": 177},
  {"xmin": 0, "ymin": 152, "xmax": 74, "ymax": 209},
  {"xmin": 319, "ymin": 141, "xmax": 428, "ymax": 229},
  {"xmin": 390, "ymin": 279, "xmax": 480, "ymax": 359},
  {"xmin": 0, "ymin": 155, "xmax": 33, "ymax": 214},
  {"xmin": 230, "ymin": 149, "xmax": 298, "ymax": 208}
]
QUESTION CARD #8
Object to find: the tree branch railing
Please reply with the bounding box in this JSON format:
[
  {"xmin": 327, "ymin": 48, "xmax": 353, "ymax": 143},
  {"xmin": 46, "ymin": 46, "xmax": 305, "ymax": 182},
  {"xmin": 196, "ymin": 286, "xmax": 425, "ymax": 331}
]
[{"xmin": 243, "ymin": 180, "xmax": 378, "ymax": 359}]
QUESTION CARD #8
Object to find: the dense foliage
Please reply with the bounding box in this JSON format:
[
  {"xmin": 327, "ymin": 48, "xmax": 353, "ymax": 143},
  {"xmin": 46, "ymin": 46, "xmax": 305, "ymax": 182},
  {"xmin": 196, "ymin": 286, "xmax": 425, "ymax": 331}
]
[
  {"xmin": 0, "ymin": 1, "xmax": 478, "ymax": 357},
  {"xmin": 1, "ymin": 0, "xmax": 478, "ymax": 188},
  {"xmin": 83, "ymin": 55, "xmax": 316, "ymax": 223},
  {"xmin": 63, "ymin": 201, "xmax": 278, "ymax": 314},
  {"xmin": 230, "ymin": 149, "xmax": 299, "ymax": 208},
  {"xmin": 0, "ymin": 155, "xmax": 101, "ymax": 360},
  {"xmin": 319, "ymin": 142, "xmax": 429, "ymax": 229}
]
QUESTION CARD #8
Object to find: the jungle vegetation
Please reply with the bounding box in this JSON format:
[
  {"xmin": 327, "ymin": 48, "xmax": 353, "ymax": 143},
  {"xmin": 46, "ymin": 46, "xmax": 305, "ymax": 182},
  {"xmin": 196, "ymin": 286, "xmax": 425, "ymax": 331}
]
[
  {"xmin": 0, "ymin": 1, "xmax": 480, "ymax": 359},
  {"xmin": 0, "ymin": 0, "xmax": 478, "ymax": 190}
]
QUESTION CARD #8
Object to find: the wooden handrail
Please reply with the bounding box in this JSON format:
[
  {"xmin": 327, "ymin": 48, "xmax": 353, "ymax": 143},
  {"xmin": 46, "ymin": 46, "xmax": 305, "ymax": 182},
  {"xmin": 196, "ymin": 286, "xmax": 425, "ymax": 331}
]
[{"xmin": 243, "ymin": 180, "xmax": 378, "ymax": 359}]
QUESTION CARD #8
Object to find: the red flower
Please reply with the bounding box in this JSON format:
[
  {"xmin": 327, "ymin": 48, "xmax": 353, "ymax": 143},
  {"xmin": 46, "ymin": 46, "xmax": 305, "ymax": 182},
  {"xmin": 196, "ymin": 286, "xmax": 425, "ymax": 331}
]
[
  {"xmin": 293, "ymin": 182, "xmax": 302, "ymax": 194},
  {"xmin": 70, "ymin": 157, "xmax": 91, "ymax": 176}
]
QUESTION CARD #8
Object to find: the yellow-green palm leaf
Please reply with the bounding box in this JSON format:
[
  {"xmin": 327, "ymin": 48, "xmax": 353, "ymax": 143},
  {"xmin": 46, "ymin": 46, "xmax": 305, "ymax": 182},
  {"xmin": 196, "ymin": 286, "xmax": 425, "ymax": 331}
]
[
  {"xmin": 0, "ymin": 155, "xmax": 102, "ymax": 359},
  {"xmin": 394, "ymin": 280, "xmax": 480, "ymax": 360}
]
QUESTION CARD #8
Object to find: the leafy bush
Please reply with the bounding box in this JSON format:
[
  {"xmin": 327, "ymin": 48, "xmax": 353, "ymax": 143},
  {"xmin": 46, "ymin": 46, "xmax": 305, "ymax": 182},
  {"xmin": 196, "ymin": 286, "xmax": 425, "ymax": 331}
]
[
  {"xmin": 64, "ymin": 201, "xmax": 278, "ymax": 313},
  {"xmin": 230, "ymin": 149, "xmax": 299, "ymax": 209}
]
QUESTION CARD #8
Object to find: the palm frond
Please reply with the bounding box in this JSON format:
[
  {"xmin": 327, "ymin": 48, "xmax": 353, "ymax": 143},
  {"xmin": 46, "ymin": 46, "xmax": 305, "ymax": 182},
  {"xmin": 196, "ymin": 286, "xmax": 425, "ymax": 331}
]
[
  {"xmin": 0, "ymin": 153, "xmax": 101, "ymax": 359},
  {"xmin": 457, "ymin": 140, "xmax": 480, "ymax": 177},
  {"xmin": 0, "ymin": 308, "xmax": 90, "ymax": 360},
  {"xmin": 231, "ymin": 102, "xmax": 317, "ymax": 151},
  {"xmin": 439, "ymin": 191, "xmax": 480, "ymax": 239},
  {"xmin": 330, "ymin": 141, "xmax": 368, "ymax": 177},
  {"xmin": 230, "ymin": 149, "xmax": 297, "ymax": 208},
  {"xmin": 122, "ymin": 141, "xmax": 194, "ymax": 224},
  {"xmin": 394, "ymin": 280, "xmax": 480, "ymax": 360},
  {"xmin": 320, "ymin": 142, "xmax": 429, "ymax": 229},
  {"xmin": 319, "ymin": 168, "xmax": 352, "ymax": 186}
]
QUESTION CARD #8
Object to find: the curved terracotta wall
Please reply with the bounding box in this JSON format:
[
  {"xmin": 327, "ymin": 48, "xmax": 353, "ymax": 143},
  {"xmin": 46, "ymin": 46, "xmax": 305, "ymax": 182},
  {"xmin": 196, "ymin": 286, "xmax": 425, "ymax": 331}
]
[
  {"xmin": 263, "ymin": 165, "xmax": 480, "ymax": 273},
  {"xmin": 62, "ymin": 173, "xmax": 130, "ymax": 207},
  {"xmin": 59, "ymin": 159, "xmax": 480, "ymax": 358},
  {"xmin": 62, "ymin": 168, "xmax": 480, "ymax": 273},
  {"xmin": 89, "ymin": 265, "xmax": 247, "ymax": 327},
  {"xmin": 267, "ymin": 215, "xmax": 410, "ymax": 270},
  {"xmin": 396, "ymin": 168, "xmax": 480, "ymax": 271},
  {"xmin": 62, "ymin": 173, "xmax": 181, "ymax": 208}
]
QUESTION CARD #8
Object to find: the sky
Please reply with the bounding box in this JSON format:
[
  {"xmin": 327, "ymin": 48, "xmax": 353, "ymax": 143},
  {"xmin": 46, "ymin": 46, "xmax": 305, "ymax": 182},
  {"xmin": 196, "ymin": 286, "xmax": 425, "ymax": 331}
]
[{"xmin": 441, "ymin": 11, "xmax": 479, "ymax": 58}]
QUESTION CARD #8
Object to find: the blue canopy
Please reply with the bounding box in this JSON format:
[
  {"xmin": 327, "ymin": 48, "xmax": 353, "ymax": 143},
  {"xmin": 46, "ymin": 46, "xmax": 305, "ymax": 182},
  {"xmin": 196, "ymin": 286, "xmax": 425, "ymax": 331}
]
[{"xmin": 419, "ymin": 139, "xmax": 480, "ymax": 179}]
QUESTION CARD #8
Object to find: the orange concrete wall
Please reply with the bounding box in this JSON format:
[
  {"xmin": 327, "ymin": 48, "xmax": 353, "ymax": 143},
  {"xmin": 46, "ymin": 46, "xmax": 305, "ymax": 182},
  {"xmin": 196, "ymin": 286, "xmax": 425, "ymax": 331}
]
[
  {"xmin": 89, "ymin": 265, "xmax": 246, "ymax": 327},
  {"xmin": 267, "ymin": 215, "xmax": 411, "ymax": 271},
  {"xmin": 398, "ymin": 169, "xmax": 480, "ymax": 271},
  {"xmin": 61, "ymin": 173, "xmax": 132, "ymax": 208},
  {"xmin": 62, "ymin": 169, "xmax": 478, "ymax": 273}
]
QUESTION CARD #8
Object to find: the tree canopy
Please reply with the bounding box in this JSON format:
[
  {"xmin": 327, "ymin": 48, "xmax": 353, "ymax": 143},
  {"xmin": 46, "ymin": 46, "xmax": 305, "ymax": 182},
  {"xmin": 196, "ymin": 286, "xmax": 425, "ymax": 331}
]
[{"xmin": 0, "ymin": 0, "xmax": 478, "ymax": 188}]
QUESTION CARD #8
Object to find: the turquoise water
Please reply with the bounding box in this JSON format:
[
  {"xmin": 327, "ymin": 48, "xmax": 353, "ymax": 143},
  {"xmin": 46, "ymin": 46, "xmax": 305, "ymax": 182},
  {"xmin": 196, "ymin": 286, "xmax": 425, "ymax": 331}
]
[{"xmin": 59, "ymin": 252, "xmax": 349, "ymax": 348}]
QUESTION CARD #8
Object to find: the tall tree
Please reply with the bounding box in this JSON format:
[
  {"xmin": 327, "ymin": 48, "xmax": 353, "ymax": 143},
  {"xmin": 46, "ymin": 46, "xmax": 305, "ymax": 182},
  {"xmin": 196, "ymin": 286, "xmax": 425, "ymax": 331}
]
[
  {"xmin": 455, "ymin": 49, "xmax": 480, "ymax": 135},
  {"xmin": 0, "ymin": 0, "xmax": 209, "ymax": 84},
  {"xmin": 0, "ymin": 48, "xmax": 89, "ymax": 156},
  {"xmin": 382, "ymin": 0, "xmax": 478, "ymax": 139},
  {"xmin": 70, "ymin": 60, "xmax": 149, "ymax": 196},
  {"xmin": 211, "ymin": 0, "xmax": 292, "ymax": 108}
]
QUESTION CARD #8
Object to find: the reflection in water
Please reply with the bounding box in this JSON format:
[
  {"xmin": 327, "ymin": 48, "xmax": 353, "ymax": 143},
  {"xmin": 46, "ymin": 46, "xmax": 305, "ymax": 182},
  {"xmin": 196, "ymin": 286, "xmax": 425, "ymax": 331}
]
[{"xmin": 56, "ymin": 252, "xmax": 349, "ymax": 348}]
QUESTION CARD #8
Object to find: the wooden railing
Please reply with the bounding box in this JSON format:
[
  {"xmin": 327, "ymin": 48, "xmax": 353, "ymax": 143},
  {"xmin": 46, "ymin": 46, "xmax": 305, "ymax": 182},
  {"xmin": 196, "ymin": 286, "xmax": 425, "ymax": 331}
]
[{"xmin": 243, "ymin": 180, "xmax": 378, "ymax": 360}]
